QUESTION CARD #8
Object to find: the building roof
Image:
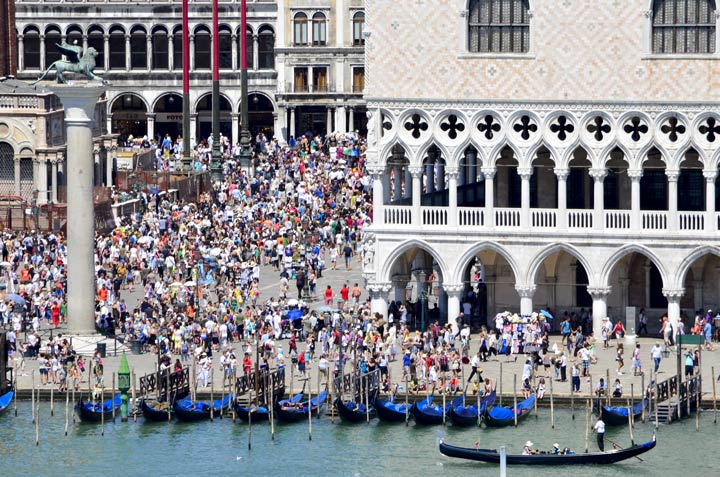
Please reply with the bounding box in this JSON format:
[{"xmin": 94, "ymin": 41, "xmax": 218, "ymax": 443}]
[{"xmin": 0, "ymin": 76, "xmax": 51, "ymax": 95}]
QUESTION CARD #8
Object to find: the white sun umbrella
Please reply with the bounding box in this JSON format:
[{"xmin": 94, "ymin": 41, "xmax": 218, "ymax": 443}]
[
  {"xmin": 210, "ymin": 248, "xmax": 223, "ymax": 257},
  {"xmin": 286, "ymin": 298, "xmax": 299, "ymax": 307},
  {"xmin": 184, "ymin": 280, "xmax": 197, "ymax": 287},
  {"xmin": 170, "ymin": 281, "xmax": 183, "ymax": 288},
  {"xmin": 137, "ymin": 236, "xmax": 153, "ymax": 244}
]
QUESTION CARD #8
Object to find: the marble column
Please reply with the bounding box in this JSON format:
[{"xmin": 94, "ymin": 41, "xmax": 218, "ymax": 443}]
[
  {"xmin": 326, "ymin": 107, "xmax": 333, "ymax": 133},
  {"xmin": 410, "ymin": 166, "xmax": 422, "ymax": 227},
  {"xmin": 482, "ymin": 167, "xmax": 496, "ymax": 228},
  {"xmin": 36, "ymin": 158, "xmax": 48, "ymax": 203},
  {"xmin": 82, "ymin": 35, "xmax": 88, "ymax": 52},
  {"xmin": 589, "ymin": 168, "xmax": 607, "ymax": 230},
  {"xmin": 555, "ymin": 168, "xmax": 569, "ymax": 229},
  {"xmin": 49, "ymin": 84, "xmax": 106, "ymax": 335},
  {"xmin": 106, "ymin": 147, "xmax": 115, "ymax": 187},
  {"xmin": 666, "ymin": 169, "xmax": 679, "ymax": 231},
  {"xmin": 369, "ymin": 282, "xmax": 391, "ymax": 319},
  {"xmin": 336, "ymin": 105, "xmax": 346, "ymax": 133},
  {"xmin": 515, "ymin": 285, "xmax": 536, "ymax": 316},
  {"xmin": 588, "ymin": 286, "xmax": 611, "ymax": 339},
  {"xmin": 189, "ymin": 34, "xmax": 195, "ymax": 71},
  {"xmin": 444, "ymin": 284, "xmax": 464, "ymax": 332},
  {"xmin": 518, "ymin": 167, "xmax": 533, "ymax": 229},
  {"xmin": 348, "ymin": 107, "xmax": 355, "ymax": 131},
  {"xmin": 146, "ymin": 113, "xmax": 156, "ymax": 142},
  {"xmin": 289, "ymin": 107, "xmax": 296, "ymax": 138},
  {"xmin": 124, "ymin": 34, "xmax": 131, "ymax": 72},
  {"xmin": 231, "ymin": 113, "xmax": 239, "ymax": 146},
  {"xmin": 17, "ymin": 35, "xmax": 24, "ymax": 72},
  {"xmin": 663, "ymin": 288, "xmax": 684, "ymax": 337},
  {"xmin": 103, "ymin": 35, "xmax": 110, "ymax": 72},
  {"xmin": 704, "ymin": 170, "xmax": 717, "ymax": 232},
  {"xmin": 231, "ymin": 34, "xmax": 237, "ymax": 71},
  {"xmin": 371, "ymin": 169, "xmax": 384, "ymax": 226},
  {"xmin": 628, "ymin": 169, "xmax": 643, "ymax": 230},
  {"xmin": 253, "ymin": 35, "xmax": 259, "ymax": 71},
  {"xmin": 40, "ymin": 35, "xmax": 46, "ymax": 71}
]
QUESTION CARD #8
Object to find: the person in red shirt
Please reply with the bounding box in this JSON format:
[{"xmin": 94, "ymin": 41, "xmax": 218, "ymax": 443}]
[
  {"xmin": 324, "ymin": 285, "xmax": 333, "ymax": 305},
  {"xmin": 340, "ymin": 284, "xmax": 350, "ymax": 310},
  {"xmin": 243, "ymin": 354, "xmax": 253, "ymax": 376}
]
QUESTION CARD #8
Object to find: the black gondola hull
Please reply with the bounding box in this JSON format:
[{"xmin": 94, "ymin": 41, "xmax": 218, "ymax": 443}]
[
  {"xmin": 141, "ymin": 399, "xmax": 173, "ymax": 422},
  {"xmin": 236, "ymin": 405, "xmax": 271, "ymax": 423},
  {"xmin": 484, "ymin": 408, "xmax": 531, "ymax": 427},
  {"xmin": 375, "ymin": 399, "xmax": 411, "ymax": 423},
  {"xmin": 411, "ymin": 402, "xmax": 448, "ymax": 425},
  {"xmin": 439, "ymin": 437, "xmax": 656, "ymax": 465},
  {"xmin": 335, "ymin": 397, "xmax": 376, "ymax": 423},
  {"xmin": 450, "ymin": 411, "xmax": 480, "ymax": 427}
]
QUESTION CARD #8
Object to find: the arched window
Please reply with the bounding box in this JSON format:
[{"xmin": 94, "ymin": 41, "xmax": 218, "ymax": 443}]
[
  {"xmin": 87, "ymin": 26, "xmax": 105, "ymax": 69},
  {"xmin": 109, "ymin": 26, "xmax": 126, "ymax": 70},
  {"xmin": 246, "ymin": 27, "xmax": 254, "ymax": 69},
  {"xmin": 23, "ymin": 26, "xmax": 41, "ymax": 69},
  {"xmin": 130, "ymin": 26, "xmax": 147, "ymax": 69},
  {"xmin": 294, "ymin": 13, "xmax": 309, "ymax": 46},
  {"xmin": 0, "ymin": 142, "xmax": 15, "ymax": 196},
  {"xmin": 219, "ymin": 26, "xmax": 232, "ymax": 69},
  {"xmin": 66, "ymin": 25, "xmax": 83, "ymax": 50},
  {"xmin": 45, "ymin": 26, "xmax": 62, "ymax": 66},
  {"xmin": 312, "ymin": 13, "xmax": 327, "ymax": 46},
  {"xmin": 652, "ymin": 0, "xmax": 716, "ymax": 53},
  {"xmin": 258, "ymin": 26, "xmax": 275, "ymax": 69},
  {"xmin": 194, "ymin": 27, "xmax": 211, "ymax": 70},
  {"xmin": 173, "ymin": 27, "xmax": 183, "ymax": 70},
  {"xmin": 353, "ymin": 12, "xmax": 365, "ymax": 46},
  {"xmin": 468, "ymin": 0, "xmax": 530, "ymax": 53},
  {"xmin": 152, "ymin": 27, "xmax": 169, "ymax": 70}
]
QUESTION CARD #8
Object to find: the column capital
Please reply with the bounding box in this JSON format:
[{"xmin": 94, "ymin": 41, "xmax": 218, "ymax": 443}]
[
  {"xmin": 587, "ymin": 286, "xmax": 612, "ymax": 299},
  {"xmin": 366, "ymin": 165, "xmax": 384, "ymax": 177},
  {"xmin": 443, "ymin": 283, "xmax": 464, "ymax": 295},
  {"xmin": 627, "ymin": 169, "xmax": 643, "ymax": 180},
  {"xmin": 445, "ymin": 167, "xmax": 459, "ymax": 180},
  {"xmin": 514, "ymin": 284, "xmax": 536, "ymax": 298},
  {"xmin": 703, "ymin": 169, "xmax": 718, "ymax": 182},
  {"xmin": 517, "ymin": 167, "xmax": 533, "ymax": 179},
  {"xmin": 553, "ymin": 168, "xmax": 570, "ymax": 180},
  {"xmin": 662, "ymin": 288, "xmax": 685, "ymax": 300},
  {"xmin": 589, "ymin": 168, "xmax": 608, "ymax": 181},
  {"xmin": 145, "ymin": 112, "xmax": 157, "ymax": 119},
  {"xmin": 409, "ymin": 166, "xmax": 423, "ymax": 178},
  {"xmin": 481, "ymin": 167, "xmax": 496, "ymax": 179},
  {"xmin": 367, "ymin": 281, "xmax": 392, "ymax": 294},
  {"xmin": 665, "ymin": 169, "xmax": 680, "ymax": 182}
]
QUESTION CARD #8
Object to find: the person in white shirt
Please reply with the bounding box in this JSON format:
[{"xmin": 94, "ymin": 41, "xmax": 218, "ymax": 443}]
[{"xmin": 592, "ymin": 417, "xmax": 605, "ymax": 451}]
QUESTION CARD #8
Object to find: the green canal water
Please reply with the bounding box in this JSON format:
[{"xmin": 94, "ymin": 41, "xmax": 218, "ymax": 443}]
[{"xmin": 0, "ymin": 402, "xmax": 717, "ymax": 477}]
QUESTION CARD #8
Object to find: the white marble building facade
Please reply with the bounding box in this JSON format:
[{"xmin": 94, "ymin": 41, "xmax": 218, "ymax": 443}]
[{"xmin": 363, "ymin": 0, "xmax": 720, "ymax": 337}]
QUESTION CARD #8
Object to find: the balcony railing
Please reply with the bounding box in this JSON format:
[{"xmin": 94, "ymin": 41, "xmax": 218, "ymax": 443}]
[{"xmin": 378, "ymin": 206, "xmax": 720, "ymax": 235}]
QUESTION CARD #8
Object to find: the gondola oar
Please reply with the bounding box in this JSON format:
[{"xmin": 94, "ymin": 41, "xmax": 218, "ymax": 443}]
[{"xmin": 607, "ymin": 438, "xmax": 644, "ymax": 462}]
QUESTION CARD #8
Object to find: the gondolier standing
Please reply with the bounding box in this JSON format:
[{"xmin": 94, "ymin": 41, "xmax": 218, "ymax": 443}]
[{"xmin": 593, "ymin": 416, "xmax": 605, "ymax": 451}]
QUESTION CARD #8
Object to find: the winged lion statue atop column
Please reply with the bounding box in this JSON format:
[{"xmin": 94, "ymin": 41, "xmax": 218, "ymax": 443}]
[{"xmin": 32, "ymin": 41, "xmax": 104, "ymax": 84}]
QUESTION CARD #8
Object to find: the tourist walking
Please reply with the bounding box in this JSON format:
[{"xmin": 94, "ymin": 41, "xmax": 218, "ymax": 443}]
[
  {"xmin": 593, "ymin": 417, "xmax": 606, "ymax": 451},
  {"xmin": 651, "ymin": 342, "xmax": 663, "ymax": 373}
]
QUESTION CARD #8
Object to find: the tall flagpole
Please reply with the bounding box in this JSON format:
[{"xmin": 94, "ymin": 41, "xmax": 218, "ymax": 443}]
[
  {"xmin": 239, "ymin": 0, "xmax": 253, "ymax": 175},
  {"xmin": 182, "ymin": 0, "xmax": 191, "ymax": 170},
  {"xmin": 211, "ymin": 0, "xmax": 223, "ymax": 181}
]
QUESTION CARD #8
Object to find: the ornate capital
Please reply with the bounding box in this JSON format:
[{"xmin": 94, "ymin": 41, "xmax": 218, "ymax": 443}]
[
  {"xmin": 367, "ymin": 282, "xmax": 392, "ymax": 295},
  {"xmin": 662, "ymin": 288, "xmax": 685, "ymax": 300},
  {"xmin": 366, "ymin": 165, "xmax": 384, "ymax": 178},
  {"xmin": 586, "ymin": 286, "xmax": 612, "ymax": 299},
  {"xmin": 514, "ymin": 285, "xmax": 536, "ymax": 298},
  {"xmin": 517, "ymin": 167, "xmax": 533, "ymax": 179},
  {"xmin": 408, "ymin": 166, "xmax": 423, "ymax": 179},
  {"xmin": 481, "ymin": 167, "xmax": 496, "ymax": 180},
  {"xmin": 589, "ymin": 168, "xmax": 608, "ymax": 181},
  {"xmin": 553, "ymin": 168, "xmax": 570, "ymax": 180},
  {"xmin": 443, "ymin": 283, "xmax": 464, "ymax": 295},
  {"xmin": 627, "ymin": 169, "xmax": 643, "ymax": 180},
  {"xmin": 703, "ymin": 170, "xmax": 718, "ymax": 182},
  {"xmin": 445, "ymin": 167, "xmax": 459, "ymax": 180},
  {"xmin": 665, "ymin": 169, "xmax": 680, "ymax": 182}
]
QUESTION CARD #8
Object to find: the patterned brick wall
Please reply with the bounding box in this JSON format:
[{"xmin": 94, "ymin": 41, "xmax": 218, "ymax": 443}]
[
  {"xmin": 0, "ymin": 0, "xmax": 17, "ymax": 77},
  {"xmin": 367, "ymin": 0, "xmax": 720, "ymax": 103}
]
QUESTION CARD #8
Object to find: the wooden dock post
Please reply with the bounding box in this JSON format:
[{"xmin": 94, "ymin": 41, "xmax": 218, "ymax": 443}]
[
  {"xmin": 210, "ymin": 368, "xmax": 215, "ymax": 421},
  {"xmin": 513, "ymin": 374, "xmax": 518, "ymax": 427},
  {"xmin": 499, "ymin": 362, "xmax": 503, "ymax": 406},
  {"xmin": 100, "ymin": 385, "xmax": 105, "ymax": 436},
  {"xmin": 308, "ymin": 377, "xmax": 313, "ymax": 441},
  {"xmin": 550, "ymin": 375, "xmax": 555, "ymax": 429},
  {"xmin": 627, "ymin": 399, "xmax": 634, "ymax": 445},
  {"xmin": 71, "ymin": 383, "xmax": 76, "ymax": 424},
  {"xmin": 641, "ymin": 372, "xmax": 645, "ymax": 423},
  {"xmin": 31, "ymin": 370, "xmax": 35, "ymax": 424},
  {"xmin": 248, "ymin": 408, "xmax": 252, "ymax": 450},
  {"xmin": 584, "ymin": 399, "xmax": 589, "ymax": 453},
  {"xmin": 112, "ymin": 373, "xmax": 116, "ymax": 422},
  {"xmin": 405, "ymin": 372, "xmax": 409, "ymax": 426},
  {"xmin": 571, "ymin": 378, "xmax": 575, "ymax": 420},
  {"xmin": 35, "ymin": 393, "xmax": 39, "ymax": 446},
  {"xmin": 50, "ymin": 383, "xmax": 54, "ymax": 417},
  {"xmin": 712, "ymin": 366, "xmax": 717, "ymax": 424},
  {"xmin": 365, "ymin": 375, "xmax": 370, "ymax": 424},
  {"xmin": 64, "ymin": 384, "xmax": 69, "ymax": 436},
  {"xmin": 131, "ymin": 370, "xmax": 137, "ymax": 422}
]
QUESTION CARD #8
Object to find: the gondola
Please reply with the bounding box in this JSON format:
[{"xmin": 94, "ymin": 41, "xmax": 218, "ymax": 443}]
[
  {"xmin": 236, "ymin": 392, "xmax": 303, "ymax": 423},
  {"xmin": 276, "ymin": 389, "xmax": 328, "ymax": 423},
  {"xmin": 173, "ymin": 394, "xmax": 234, "ymax": 422},
  {"xmin": 410, "ymin": 396, "xmax": 452, "ymax": 425},
  {"xmin": 438, "ymin": 434, "xmax": 656, "ymax": 465},
  {"xmin": 140, "ymin": 398, "xmax": 174, "ymax": 422},
  {"xmin": 75, "ymin": 394, "xmax": 121, "ymax": 422},
  {"xmin": 335, "ymin": 394, "xmax": 377, "ymax": 423},
  {"xmin": 450, "ymin": 391, "xmax": 496, "ymax": 427},
  {"xmin": 595, "ymin": 398, "xmax": 647, "ymax": 426},
  {"xmin": 374, "ymin": 396, "xmax": 412, "ymax": 423},
  {"xmin": 0, "ymin": 391, "xmax": 14, "ymax": 416},
  {"xmin": 484, "ymin": 393, "xmax": 535, "ymax": 428}
]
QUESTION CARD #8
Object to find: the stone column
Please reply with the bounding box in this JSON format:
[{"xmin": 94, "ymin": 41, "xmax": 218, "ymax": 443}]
[
  {"xmin": 370, "ymin": 169, "xmax": 384, "ymax": 225},
  {"xmin": 231, "ymin": 113, "xmax": 239, "ymax": 145},
  {"xmin": 588, "ymin": 286, "xmax": 611, "ymax": 339},
  {"xmin": 82, "ymin": 35, "xmax": 88, "ymax": 52},
  {"xmin": 628, "ymin": 169, "xmax": 643, "ymax": 230},
  {"xmin": 146, "ymin": 113, "xmax": 156, "ymax": 142},
  {"xmin": 666, "ymin": 169, "xmax": 679, "ymax": 231},
  {"xmin": 289, "ymin": 107, "xmax": 296, "ymax": 139},
  {"xmin": 348, "ymin": 106, "xmax": 355, "ymax": 131},
  {"xmin": 124, "ymin": 34, "xmax": 131, "ymax": 72},
  {"xmin": 36, "ymin": 157, "xmax": 48, "ymax": 203},
  {"xmin": 515, "ymin": 285, "xmax": 536, "ymax": 316},
  {"xmin": 189, "ymin": 34, "xmax": 195, "ymax": 71},
  {"xmin": 704, "ymin": 170, "xmax": 717, "ymax": 232},
  {"xmin": 444, "ymin": 284, "xmax": 464, "ymax": 332},
  {"xmin": 482, "ymin": 167, "xmax": 495, "ymax": 228},
  {"xmin": 326, "ymin": 107, "xmax": 333, "ymax": 132},
  {"xmin": 410, "ymin": 166, "xmax": 422, "ymax": 227},
  {"xmin": 518, "ymin": 167, "xmax": 533, "ymax": 229},
  {"xmin": 51, "ymin": 156, "xmax": 59, "ymax": 203},
  {"xmin": 336, "ymin": 105, "xmax": 346, "ymax": 133},
  {"xmin": 663, "ymin": 288, "xmax": 684, "ymax": 337},
  {"xmin": 103, "ymin": 35, "xmax": 110, "ymax": 71},
  {"xmin": 167, "ymin": 33, "xmax": 174, "ymax": 71},
  {"xmin": 447, "ymin": 168, "xmax": 458, "ymax": 227},
  {"xmin": 368, "ymin": 282, "xmax": 392, "ymax": 319},
  {"xmin": 17, "ymin": 35, "xmax": 24, "ymax": 72},
  {"xmin": 253, "ymin": 35, "xmax": 259, "ymax": 71},
  {"xmin": 555, "ymin": 168, "xmax": 569, "ymax": 229},
  {"xmin": 40, "ymin": 35, "xmax": 46, "ymax": 71},
  {"xmin": 49, "ymin": 84, "xmax": 106, "ymax": 335},
  {"xmin": 107, "ymin": 147, "xmax": 115, "ymax": 187},
  {"xmin": 589, "ymin": 168, "xmax": 607, "ymax": 230},
  {"xmin": 231, "ymin": 34, "xmax": 237, "ymax": 71}
]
